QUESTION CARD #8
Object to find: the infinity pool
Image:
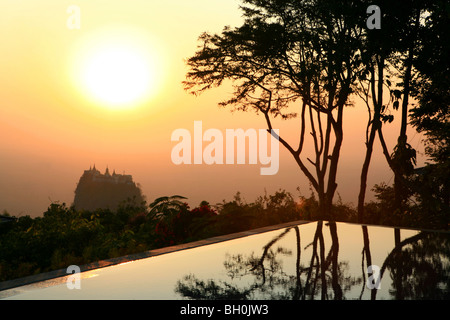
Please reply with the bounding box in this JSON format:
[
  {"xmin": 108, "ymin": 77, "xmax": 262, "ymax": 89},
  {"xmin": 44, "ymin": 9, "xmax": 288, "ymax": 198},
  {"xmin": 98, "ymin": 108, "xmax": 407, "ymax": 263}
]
[{"xmin": 1, "ymin": 221, "xmax": 449, "ymax": 300}]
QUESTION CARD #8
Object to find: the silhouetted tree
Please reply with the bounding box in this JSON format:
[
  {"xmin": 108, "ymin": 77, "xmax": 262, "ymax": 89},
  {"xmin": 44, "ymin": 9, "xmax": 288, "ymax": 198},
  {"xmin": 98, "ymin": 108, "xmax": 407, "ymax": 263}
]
[
  {"xmin": 184, "ymin": 0, "xmax": 366, "ymax": 220},
  {"xmin": 355, "ymin": 0, "xmax": 400, "ymax": 222},
  {"xmin": 408, "ymin": 0, "xmax": 450, "ymax": 227},
  {"xmin": 355, "ymin": 0, "xmax": 439, "ymax": 222}
]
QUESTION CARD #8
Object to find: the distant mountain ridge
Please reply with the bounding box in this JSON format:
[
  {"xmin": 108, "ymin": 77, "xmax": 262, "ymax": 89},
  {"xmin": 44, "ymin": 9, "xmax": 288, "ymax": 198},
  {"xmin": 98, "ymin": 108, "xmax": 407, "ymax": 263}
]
[{"xmin": 73, "ymin": 165, "xmax": 145, "ymax": 211}]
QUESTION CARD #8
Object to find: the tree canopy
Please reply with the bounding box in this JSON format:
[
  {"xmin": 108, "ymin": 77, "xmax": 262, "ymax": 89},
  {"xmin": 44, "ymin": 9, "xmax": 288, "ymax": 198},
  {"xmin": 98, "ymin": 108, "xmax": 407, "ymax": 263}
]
[
  {"xmin": 185, "ymin": 0, "xmax": 449, "ymax": 223},
  {"xmin": 185, "ymin": 0, "xmax": 367, "ymax": 218}
]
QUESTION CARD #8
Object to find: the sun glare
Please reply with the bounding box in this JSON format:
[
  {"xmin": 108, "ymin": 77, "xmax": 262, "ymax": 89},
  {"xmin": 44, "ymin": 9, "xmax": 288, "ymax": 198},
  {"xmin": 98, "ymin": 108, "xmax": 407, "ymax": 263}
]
[
  {"xmin": 82, "ymin": 46, "xmax": 152, "ymax": 108},
  {"xmin": 71, "ymin": 27, "xmax": 163, "ymax": 111}
]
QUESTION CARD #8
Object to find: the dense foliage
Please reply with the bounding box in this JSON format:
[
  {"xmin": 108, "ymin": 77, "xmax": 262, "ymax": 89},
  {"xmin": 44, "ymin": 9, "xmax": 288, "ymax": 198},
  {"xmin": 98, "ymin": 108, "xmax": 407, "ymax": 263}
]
[
  {"xmin": 1, "ymin": 187, "xmax": 447, "ymax": 283},
  {"xmin": 0, "ymin": 190, "xmax": 299, "ymax": 282}
]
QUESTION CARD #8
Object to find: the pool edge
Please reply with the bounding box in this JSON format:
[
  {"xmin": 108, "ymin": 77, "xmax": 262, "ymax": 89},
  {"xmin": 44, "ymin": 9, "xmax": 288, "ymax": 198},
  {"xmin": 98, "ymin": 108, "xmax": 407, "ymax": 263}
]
[{"xmin": 0, "ymin": 220, "xmax": 311, "ymax": 293}]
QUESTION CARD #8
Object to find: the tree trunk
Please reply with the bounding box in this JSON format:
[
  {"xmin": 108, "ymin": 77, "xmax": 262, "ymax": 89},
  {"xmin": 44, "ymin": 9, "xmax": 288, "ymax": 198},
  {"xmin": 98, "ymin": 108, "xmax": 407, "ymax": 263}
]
[
  {"xmin": 325, "ymin": 106, "xmax": 344, "ymax": 220},
  {"xmin": 329, "ymin": 222, "xmax": 342, "ymax": 299},
  {"xmin": 394, "ymin": 47, "xmax": 414, "ymax": 210},
  {"xmin": 361, "ymin": 226, "xmax": 377, "ymax": 300},
  {"xmin": 357, "ymin": 57, "xmax": 384, "ymax": 223},
  {"xmin": 394, "ymin": 10, "xmax": 420, "ymax": 211}
]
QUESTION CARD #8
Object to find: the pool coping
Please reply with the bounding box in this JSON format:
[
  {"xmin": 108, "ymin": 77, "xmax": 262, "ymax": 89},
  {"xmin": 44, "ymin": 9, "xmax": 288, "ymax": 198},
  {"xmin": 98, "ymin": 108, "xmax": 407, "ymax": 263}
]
[{"xmin": 0, "ymin": 220, "xmax": 310, "ymax": 292}]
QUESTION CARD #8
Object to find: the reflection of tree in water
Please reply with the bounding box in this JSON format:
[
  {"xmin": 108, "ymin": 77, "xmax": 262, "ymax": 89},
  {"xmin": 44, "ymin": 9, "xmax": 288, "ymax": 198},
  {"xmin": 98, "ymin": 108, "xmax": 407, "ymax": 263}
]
[
  {"xmin": 358, "ymin": 226, "xmax": 450, "ymax": 300},
  {"xmin": 176, "ymin": 222, "xmax": 450, "ymax": 300},
  {"xmin": 384, "ymin": 232, "xmax": 450, "ymax": 300},
  {"xmin": 175, "ymin": 222, "xmax": 361, "ymax": 300}
]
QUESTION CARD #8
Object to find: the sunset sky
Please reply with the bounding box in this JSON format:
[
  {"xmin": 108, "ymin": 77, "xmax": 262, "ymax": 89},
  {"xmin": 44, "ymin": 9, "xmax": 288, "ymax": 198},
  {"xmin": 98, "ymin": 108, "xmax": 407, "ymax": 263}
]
[{"xmin": 0, "ymin": 0, "xmax": 425, "ymax": 217}]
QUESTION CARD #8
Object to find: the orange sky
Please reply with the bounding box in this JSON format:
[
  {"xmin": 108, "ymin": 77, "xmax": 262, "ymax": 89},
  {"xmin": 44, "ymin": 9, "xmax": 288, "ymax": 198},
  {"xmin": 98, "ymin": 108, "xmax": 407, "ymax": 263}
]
[{"xmin": 0, "ymin": 0, "xmax": 425, "ymax": 217}]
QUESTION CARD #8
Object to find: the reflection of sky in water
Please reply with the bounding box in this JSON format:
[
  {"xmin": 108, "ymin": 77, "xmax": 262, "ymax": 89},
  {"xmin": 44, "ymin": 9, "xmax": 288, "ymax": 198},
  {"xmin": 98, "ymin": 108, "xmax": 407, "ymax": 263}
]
[{"xmin": 1, "ymin": 222, "xmax": 449, "ymax": 300}]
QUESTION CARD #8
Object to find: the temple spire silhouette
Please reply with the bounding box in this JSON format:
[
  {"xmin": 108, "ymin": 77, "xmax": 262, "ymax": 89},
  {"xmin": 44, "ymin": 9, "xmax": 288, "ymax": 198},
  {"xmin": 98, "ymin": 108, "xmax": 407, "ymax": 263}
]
[{"xmin": 73, "ymin": 165, "xmax": 145, "ymax": 211}]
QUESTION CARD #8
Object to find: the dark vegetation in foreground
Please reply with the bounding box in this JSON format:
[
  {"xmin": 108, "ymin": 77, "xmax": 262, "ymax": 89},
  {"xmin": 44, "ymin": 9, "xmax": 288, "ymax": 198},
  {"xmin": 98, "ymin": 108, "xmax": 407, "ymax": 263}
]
[{"xmin": 0, "ymin": 187, "xmax": 448, "ymax": 283}]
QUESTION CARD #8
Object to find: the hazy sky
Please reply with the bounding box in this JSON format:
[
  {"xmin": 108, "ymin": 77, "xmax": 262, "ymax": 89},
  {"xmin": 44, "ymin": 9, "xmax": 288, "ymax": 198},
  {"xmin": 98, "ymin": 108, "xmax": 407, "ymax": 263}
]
[{"xmin": 0, "ymin": 0, "xmax": 425, "ymax": 217}]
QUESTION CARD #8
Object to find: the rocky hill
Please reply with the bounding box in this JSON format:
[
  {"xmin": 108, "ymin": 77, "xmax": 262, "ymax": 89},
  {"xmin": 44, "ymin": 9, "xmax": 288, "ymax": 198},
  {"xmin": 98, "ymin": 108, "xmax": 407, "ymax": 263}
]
[{"xmin": 73, "ymin": 165, "xmax": 145, "ymax": 211}]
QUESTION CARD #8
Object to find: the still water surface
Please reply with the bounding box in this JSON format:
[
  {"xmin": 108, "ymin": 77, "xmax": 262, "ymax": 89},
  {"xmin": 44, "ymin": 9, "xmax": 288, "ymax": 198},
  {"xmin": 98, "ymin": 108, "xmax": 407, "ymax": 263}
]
[{"xmin": 1, "ymin": 221, "xmax": 449, "ymax": 299}]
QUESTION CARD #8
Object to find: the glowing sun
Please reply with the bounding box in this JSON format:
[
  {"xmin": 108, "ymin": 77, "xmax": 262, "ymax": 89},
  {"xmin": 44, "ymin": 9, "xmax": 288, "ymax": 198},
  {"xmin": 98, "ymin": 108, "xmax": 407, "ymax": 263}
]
[
  {"xmin": 82, "ymin": 46, "xmax": 152, "ymax": 108},
  {"xmin": 72, "ymin": 27, "xmax": 162, "ymax": 111}
]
